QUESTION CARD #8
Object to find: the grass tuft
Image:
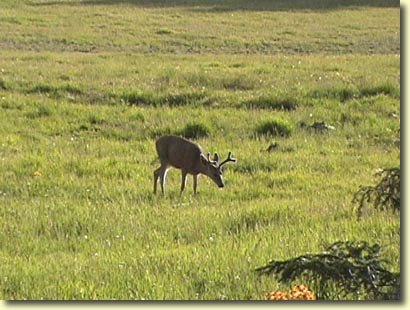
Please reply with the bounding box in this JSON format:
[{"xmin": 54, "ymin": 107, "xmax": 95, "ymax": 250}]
[
  {"xmin": 220, "ymin": 75, "xmax": 257, "ymax": 91},
  {"xmin": 310, "ymin": 83, "xmax": 399, "ymax": 103},
  {"xmin": 28, "ymin": 83, "xmax": 83, "ymax": 99},
  {"xmin": 87, "ymin": 114, "xmax": 107, "ymax": 125},
  {"xmin": 255, "ymin": 118, "xmax": 293, "ymax": 137},
  {"xmin": 243, "ymin": 96, "xmax": 298, "ymax": 111},
  {"xmin": 24, "ymin": 105, "xmax": 53, "ymax": 119},
  {"xmin": 310, "ymin": 86, "xmax": 356, "ymax": 102},
  {"xmin": 149, "ymin": 126, "xmax": 174, "ymax": 139},
  {"xmin": 121, "ymin": 91, "xmax": 211, "ymax": 107},
  {"xmin": 161, "ymin": 92, "xmax": 208, "ymax": 106},
  {"xmin": 0, "ymin": 79, "xmax": 7, "ymax": 90},
  {"xmin": 120, "ymin": 91, "xmax": 153, "ymax": 105},
  {"xmin": 359, "ymin": 83, "xmax": 400, "ymax": 98},
  {"xmin": 155, "ymin": 28, "xmax": 174, "ymax": 35},
  {"xmin": 179, "ymin": 121, "xmax": 210, "ymax": 139}
]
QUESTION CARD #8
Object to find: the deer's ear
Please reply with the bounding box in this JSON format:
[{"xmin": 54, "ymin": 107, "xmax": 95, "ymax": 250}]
[
  {"xmin": 200, "ymin": 154, "xmax": 208, "ymax": 166},
  {"xmin": 213, "ymin": 153, "xmax": 219, "ymax": 163}
]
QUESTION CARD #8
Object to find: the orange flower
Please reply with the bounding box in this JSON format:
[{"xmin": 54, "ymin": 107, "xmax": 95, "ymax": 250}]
[
  {"xmin": 267, "ymin": 291, "xmax": 289, "ymax": 300},
  {"xmin": 267, "ymin": 284, "xmax": 316, "ymax": 301}
]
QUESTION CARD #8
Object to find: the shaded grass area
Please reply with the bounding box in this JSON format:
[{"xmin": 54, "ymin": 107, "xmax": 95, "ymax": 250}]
[
  {"xmin": 29, "ymin": 0, "xmax": 399, "ymax": 10},
  {"xmin": 16, "ymin": 80, "xmax": 400, "ymax": 109},
  {"xmin": 0, "ymin": 1, "xmax": 400, "ymax": 55}
]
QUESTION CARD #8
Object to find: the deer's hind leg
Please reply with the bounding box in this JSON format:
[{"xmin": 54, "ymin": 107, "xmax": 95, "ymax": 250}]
[
  {"xmin": 153, "ymin": 167, "xmax": 160, "ymax": 194},
  {"xmin": 154, "ymin": 164, "xmax": 168, "ymax": 194}
]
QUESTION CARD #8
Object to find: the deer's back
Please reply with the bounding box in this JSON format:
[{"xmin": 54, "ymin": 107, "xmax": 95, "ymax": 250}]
[{"xmin": 156, "ymin": 135, "xmax": 202, "ymax": 173}]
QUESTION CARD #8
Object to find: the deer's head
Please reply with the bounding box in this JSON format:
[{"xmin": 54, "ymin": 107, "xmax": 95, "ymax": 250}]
[{"xmin": 200, "ymin": 152, "xmax": 237, "ymax": 188}]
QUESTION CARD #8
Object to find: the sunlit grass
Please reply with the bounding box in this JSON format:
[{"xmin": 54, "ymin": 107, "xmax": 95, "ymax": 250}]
[{"xmin": 0, "ymin": 0, "xmax": 400, "ymax": 300}]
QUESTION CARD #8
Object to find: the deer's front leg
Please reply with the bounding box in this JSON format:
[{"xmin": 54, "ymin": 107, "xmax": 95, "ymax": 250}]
[
  {"xmin": 193, "ymin": 174, "xmax": 198, "ymax": 194},
  {"xmin": 180, "ymin": 170, "xmax": 187, "ymax": 194},
  {"xmin": 159, "ymin": 166, "xmax": 168, "ymax": 195}
]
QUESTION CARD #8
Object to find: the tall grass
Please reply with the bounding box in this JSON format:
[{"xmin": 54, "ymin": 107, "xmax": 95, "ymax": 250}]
[{"xmin": 0, "ymin": 0, "xmax": 400, "ymax": 300}]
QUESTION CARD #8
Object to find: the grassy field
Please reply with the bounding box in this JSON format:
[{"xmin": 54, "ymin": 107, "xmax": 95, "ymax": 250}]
[{"xmin": 0, "ymin": 0, "xmax": 400, "ymax": 300}]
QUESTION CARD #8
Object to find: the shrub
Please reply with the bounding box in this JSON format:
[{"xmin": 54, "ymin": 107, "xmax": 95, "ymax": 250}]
[
  {"xmin": 256, "ymin": 241, "xmax": 400, "ymax": 300},
  {"xmin": 179, "ymin": 121, "xmax": 210, "ymax": 139},
  {"xmin": 255, "ymin": 118, "xmax": 292, "ymax": 137},
  {"xmin": 353, "ymin": 167, "xmax": 400, "ymax": 218}
]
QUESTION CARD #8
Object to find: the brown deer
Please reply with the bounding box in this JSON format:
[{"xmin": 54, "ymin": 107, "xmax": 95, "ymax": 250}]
[{"xmin": 153, "ymin": 135, "xmax": 236, "ymax": 194}]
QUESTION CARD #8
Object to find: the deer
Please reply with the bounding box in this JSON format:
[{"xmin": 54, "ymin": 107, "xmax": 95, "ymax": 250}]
[{"xmin": 153, "ymin": 135, "xmax": 237, "ymax": 195}]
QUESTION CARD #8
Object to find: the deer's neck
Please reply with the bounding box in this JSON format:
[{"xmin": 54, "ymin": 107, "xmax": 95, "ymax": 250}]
[{"xmin": 196, "ymin": 163, "xmax": 208, "ymax": 176}]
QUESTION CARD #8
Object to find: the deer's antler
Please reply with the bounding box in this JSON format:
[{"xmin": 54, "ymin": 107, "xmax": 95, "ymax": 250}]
[{"xmin": 219, "ymin": 152, "xmax": 237, "ymax": 168}]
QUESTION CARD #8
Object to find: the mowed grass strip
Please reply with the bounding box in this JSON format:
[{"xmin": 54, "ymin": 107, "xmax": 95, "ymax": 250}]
[{"xmin": 0, "ymin": 0, "xmax": 400, "ymax": 54}]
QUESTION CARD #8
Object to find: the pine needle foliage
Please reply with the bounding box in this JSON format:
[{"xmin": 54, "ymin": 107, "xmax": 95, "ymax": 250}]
[
  {"xmin": 353, "ymin": 167, "xmax": 400, "ymax": 218},
  {"xmin": 256, "ymin": 241, "xmax": 400, "ymax": 300}
]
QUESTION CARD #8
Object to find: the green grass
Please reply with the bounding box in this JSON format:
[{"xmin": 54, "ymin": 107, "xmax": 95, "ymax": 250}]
[
  {"xmin": 255, "ymin": 118, "xmax": 293, "ymax": 137},
  {"xmin": 180, "ymin": 121, "xmax": 211, "ymax": 139},
  {"xmin": 0, "ymin": 0, "xmax": 400, "ymax": 300}
]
